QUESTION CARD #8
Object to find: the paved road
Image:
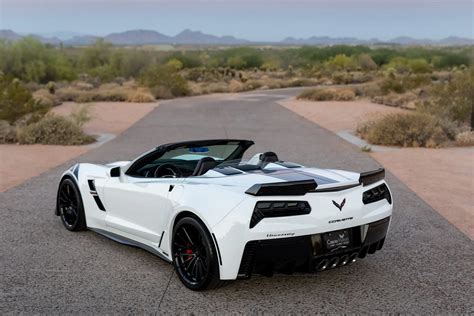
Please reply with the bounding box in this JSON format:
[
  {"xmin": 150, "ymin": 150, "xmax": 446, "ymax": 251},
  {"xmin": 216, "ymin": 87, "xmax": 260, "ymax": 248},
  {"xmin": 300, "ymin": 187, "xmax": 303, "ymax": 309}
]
[{"xmin": 1, "ymin": 89, "xmax": 472, "ymax": 313}]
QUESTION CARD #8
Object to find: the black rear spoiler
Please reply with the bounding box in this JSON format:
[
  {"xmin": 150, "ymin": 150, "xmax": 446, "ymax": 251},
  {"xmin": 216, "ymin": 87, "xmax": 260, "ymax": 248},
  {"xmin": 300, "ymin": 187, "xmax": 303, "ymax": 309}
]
[
  {"xmin": 359, "ymin": 168, "xmax": 385, "ymax": 186},
  {"xmin": 245, "ymin": 180, "xmax": 317, "ymax": 196}
]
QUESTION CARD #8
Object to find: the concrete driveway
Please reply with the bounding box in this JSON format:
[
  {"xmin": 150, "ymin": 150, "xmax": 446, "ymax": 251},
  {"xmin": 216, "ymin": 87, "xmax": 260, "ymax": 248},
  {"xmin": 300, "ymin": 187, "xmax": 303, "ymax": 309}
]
[{"xmin": 1, "ymin": 89, "xmax": 472, "ymax": 313}]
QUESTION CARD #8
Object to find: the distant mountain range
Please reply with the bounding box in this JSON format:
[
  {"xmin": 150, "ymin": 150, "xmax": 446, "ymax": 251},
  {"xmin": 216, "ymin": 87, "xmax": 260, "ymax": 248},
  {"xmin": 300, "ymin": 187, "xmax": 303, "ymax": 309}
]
[{"xmin": 0, "ymin": 29, "xmax": 472, "ymax": 46}]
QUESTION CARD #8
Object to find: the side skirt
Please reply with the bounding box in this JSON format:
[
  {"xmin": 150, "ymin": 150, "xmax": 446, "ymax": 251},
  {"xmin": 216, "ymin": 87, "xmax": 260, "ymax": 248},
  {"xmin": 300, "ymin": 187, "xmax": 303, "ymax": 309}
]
[{"xmin": 89, "ymin": 227, "xmax": 172, "ymax": 263}]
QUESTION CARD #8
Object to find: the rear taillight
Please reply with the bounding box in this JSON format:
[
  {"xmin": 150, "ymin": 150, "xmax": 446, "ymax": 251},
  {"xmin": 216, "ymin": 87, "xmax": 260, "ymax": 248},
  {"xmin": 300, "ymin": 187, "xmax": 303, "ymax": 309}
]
[
  {"xmin": 362, "ymin": 183, "xmax": 391, "ymax": 205},
  {"xmin": 250, "ymin": 201, "xmax": 311, "ymax": 228}
]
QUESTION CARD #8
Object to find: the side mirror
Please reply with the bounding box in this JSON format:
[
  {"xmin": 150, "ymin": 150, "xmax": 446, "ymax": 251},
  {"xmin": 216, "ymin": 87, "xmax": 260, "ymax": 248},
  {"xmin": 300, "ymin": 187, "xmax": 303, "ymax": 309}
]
[{"xmin": 110, "ymin": 166, "xmax": 121, "ymax": 178}]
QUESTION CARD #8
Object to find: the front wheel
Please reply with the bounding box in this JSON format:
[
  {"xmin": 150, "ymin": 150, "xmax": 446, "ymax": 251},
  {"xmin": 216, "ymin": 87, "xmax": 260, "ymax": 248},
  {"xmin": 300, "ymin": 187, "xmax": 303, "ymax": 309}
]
[{"xmin": 172, "ymin": 216, "xmax": 223, "ymax": 290}]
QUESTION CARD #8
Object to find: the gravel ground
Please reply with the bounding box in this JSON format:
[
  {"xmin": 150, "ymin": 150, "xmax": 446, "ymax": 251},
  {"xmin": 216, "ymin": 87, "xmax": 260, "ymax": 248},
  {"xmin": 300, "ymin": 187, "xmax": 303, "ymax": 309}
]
[{"xmin": 0, "ymin": 88, "xmax": 472, "ymax": 313}]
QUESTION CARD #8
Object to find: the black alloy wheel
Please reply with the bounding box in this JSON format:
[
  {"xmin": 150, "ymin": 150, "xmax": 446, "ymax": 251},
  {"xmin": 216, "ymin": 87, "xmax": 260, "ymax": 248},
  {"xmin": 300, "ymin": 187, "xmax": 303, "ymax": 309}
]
[
  {"xmin": 172, "ymin": 216, "xmax": 223, "ymax": 290},
  {"xmin": 57, "ymin": 178, "xmax": 86, "ymax": 231}
]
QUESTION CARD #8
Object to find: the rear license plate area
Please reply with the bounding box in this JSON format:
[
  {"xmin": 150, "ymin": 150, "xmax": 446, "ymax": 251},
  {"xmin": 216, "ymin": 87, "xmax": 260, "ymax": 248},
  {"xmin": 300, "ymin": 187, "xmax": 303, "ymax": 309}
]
[{"xmin": 322, "ymin": 229, "xmax": 351, "ymax": 251}]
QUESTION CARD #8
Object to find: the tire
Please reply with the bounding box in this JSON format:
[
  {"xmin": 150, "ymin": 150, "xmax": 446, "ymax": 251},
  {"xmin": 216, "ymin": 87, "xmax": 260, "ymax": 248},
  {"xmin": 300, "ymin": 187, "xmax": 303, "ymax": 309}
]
[
  {"xmin": 172, "ymin": 216, "xmax": 224, "ymax": 291},
  {"xmin": 57, "ymin": 178, "xmax": 87, "ymax": 231}
]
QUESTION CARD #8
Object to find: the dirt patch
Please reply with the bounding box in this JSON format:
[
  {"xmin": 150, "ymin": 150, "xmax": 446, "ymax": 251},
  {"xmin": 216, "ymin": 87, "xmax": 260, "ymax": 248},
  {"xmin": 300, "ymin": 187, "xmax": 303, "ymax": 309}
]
[
  {"xmin": 51, "ymin": 102, "xmax": 157, "ymax": 135},
  {"xmin": 282, "ymin": 98, "xmax": 474, "ymax": 239},
  {"xmin": 280, "ymin": 99, "xmax": 407, "ymax": 133},
  {"xmin": 0, "ymin": 101, "xmax": 157, "ymax": 192},
  {"xmin": 372, "ymin": 147, "xmax": 474, "ymax": 239}
]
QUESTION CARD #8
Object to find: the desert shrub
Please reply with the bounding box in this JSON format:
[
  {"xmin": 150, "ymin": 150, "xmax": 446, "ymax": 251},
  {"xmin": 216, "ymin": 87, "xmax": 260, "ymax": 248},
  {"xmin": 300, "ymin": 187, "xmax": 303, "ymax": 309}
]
[
  {"xmin": 57, "ymin": 86, "xmax": 128, "ymax": 102},
  {"xmin": 371, "ymin": 92, "xmax": 418, "ymax": 108},
  {"xmin": 150, "ymin": 86, "xmax": 174, "ymax": 99},
  {"xmin": 385, "ymin": 57, "xmax": 411, "ymax": 74},
  {"xmin": 70, "ymin": 104, "xmax": 92, "ymax": 127},
  {"xmin": 455, "ymin": 131, "xmax": 474, "ymax": 146},
  {"xmin": 184, "ymin": 68, "xmax": 207, "ymax": 82},
  {"xmin": 188, "ymin": 82, "xmax": 204, "ymax": 96},
  {"xmin": 140, "ymin": 64, "xmax": 189, "ymax": 98},
  {"xmin": 228, "ymin": 79, "xmax": 244, "ymax": 93},
  {"xmin": 380, "ymin": 74, "xmax": 431, "ymax": 94},
  {"xmin": 409, "ymin": 58, "xmax": 432, "ymax": 73},
  {"xmin": 126, "ymin": 90, "xmax": 155, "ymax": 103},
  {"xmin": 356, "ymin": 54, "xmax": 378, "ymax": 70},
  {"xmin": 298, "ymin": 88, "xmax": 355, "ymax": 101},
  {"xmin": 166, "ymin": 58, "xmax": 184, "ymax": 71},
  {"xmin": 0, "ymin": 77, "xmax": 49, "ymax": 124},
  {"xmin": 33, "ymin": 89, "xmax": 61, "ymax": 107},
  {"xmin": 0, "ymin": 37, "xmax": 76, "ymax": 83},
  {"xmin": 243, "ymin": 80, "xmax": 263, "ymax": 91},
  {"xmin": 227, "ymin": 56, "xmax": 247, "ymax": 70},
  {"xmin": 286, "ymin": 78, "xmax": 319, "ymax": 87},
  {"xmin": 351, "ymin": 71, "xmax": 373, "ymax": 83},
  {"xmin": 357, "ymin": 112, "xmax": 453, "ymax": 147},
  {"xmin": 17, "ymin": 114, "xmax": 95, "ymax": 145},
  {"xmin": 204, "ymin": 82, "xmax": 229, "ymax": 94},
  {"xmin": 324, "ymin": 54, "xmax": 356, "ymax": 71},
  {"xmin": 0, "ymin": 120, "xmax": 17, "ymax": 143},
  {"xmin": 354, "ymin": 83, "xmax": 382, "ymax": 98},
  {"xmin": 417, "ymin": 68, "xmax": 473, "ymax": 125}
]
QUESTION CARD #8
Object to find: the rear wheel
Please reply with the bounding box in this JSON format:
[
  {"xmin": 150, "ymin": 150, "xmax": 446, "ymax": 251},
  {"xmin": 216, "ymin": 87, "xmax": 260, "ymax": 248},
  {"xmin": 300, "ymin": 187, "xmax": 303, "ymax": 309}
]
[
  {"xmin": 172, "ymin": 216, "xmax": 223, "ymax": 290},
  {"xmin": 57, "ymin": 178, "xmax": 86, "ymax": 231}
]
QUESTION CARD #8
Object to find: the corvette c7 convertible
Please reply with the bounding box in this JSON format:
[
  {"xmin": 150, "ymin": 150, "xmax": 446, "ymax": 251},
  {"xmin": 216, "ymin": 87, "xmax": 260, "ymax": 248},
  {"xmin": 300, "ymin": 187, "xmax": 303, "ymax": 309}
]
[{"xmin": 56, "ymin": 139, "xmax": 393, "ymax": 290}]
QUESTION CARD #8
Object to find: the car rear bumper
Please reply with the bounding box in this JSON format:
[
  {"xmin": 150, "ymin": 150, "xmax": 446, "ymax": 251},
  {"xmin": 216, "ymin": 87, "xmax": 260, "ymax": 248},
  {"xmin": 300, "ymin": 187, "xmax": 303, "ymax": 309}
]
[{"xmin": 237, "ymin": 216, "xmax": 390, "ymax": 279}]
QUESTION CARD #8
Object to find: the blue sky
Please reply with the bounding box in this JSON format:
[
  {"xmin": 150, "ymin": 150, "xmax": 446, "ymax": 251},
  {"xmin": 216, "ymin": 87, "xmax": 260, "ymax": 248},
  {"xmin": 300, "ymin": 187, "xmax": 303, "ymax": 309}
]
[{"xmin": 1, "ymin": 0, "xmax": 472, "ymax": 40}]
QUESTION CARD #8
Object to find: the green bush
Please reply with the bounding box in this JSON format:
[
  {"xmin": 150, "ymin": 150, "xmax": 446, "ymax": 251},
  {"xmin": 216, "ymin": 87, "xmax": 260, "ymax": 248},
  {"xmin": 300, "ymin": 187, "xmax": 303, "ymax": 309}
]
[
  {"xmin": 17, "ymin": 114, "xmax": 95, "ymax": 145},
  {"xmin": 140, "ymin": 64, "xmax": 189, "ymax": 98},
  {"xmin": 0, "ymin": 76, "xmax": 49, "ymax": 124},
  {"xmin": 324, "ymin": 54, "xmax": 356, "ymax": 71},
  {"xmin": 357, "ymin": 112, "xmax": 454, "ymax": 147},
  {"xmin": 380, "ymin": 74, "xmax": 431, "ymax": 94}
]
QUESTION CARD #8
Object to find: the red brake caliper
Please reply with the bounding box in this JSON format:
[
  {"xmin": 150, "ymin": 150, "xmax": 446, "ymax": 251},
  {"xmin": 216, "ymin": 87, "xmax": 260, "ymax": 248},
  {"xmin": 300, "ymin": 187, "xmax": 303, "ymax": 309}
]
[{"xmin": 185, "ymin": 244, "xmax": 193, "ymax": 260}]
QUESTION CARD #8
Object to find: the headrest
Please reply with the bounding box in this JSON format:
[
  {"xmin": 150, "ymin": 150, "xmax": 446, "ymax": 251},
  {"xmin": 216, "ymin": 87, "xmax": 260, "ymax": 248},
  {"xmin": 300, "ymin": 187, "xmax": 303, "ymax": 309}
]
[
  {"xmin": 192, "ymin": 157, "xmax": 217, "ymax": 176},
  {"xmin": 259, "ymin": 152, "xmax": 279, "ymax": 164}
]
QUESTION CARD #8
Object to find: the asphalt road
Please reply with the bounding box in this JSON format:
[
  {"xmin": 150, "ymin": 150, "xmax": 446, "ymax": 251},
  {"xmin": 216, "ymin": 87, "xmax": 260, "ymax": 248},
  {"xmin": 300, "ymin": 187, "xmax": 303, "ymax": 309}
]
[{"xmin": 1, "ymin": 89, "xmax": 472, "ymax": 314}]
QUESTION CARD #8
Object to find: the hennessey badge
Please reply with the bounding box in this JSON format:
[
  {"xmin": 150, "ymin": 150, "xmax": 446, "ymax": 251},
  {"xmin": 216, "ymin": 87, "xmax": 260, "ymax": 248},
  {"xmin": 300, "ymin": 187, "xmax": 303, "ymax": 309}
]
[{"xmin": 332, "ymin": 198, "xmax": 346, "ymax": 211}]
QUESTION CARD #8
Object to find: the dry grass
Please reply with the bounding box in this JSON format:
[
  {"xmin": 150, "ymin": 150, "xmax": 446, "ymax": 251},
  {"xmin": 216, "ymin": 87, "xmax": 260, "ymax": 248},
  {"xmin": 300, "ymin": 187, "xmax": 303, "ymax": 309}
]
[
  {"xmin": 371, "ymin": 92, "xmax": 418, "ymax": 109},
  {"xmin": 17, "ymin": 114, "xmax": 95, "ymax": 145},
  {"xmin": 56, "ymin": 82, "xmax": 155, "ymax": 103},
  {"xmin": 32, "ymin": 89, "xmax": 62, "ymax": 107},
  {"xmin": 298, "ymin": 88, "xmax": 356, "ymax": 101},
  {"xmin": 455, "ymin": 131, "xmax": 474, "ymax": 146},
  {"xmin": 357, "ymin": 112, "xmax": 455, "ymax": 147}
]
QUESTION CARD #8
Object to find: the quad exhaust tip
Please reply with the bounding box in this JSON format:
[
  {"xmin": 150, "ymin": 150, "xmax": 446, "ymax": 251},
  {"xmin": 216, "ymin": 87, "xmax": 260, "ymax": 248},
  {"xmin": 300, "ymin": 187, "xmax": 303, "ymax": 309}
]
[
  {"xmin": 316, "ymin": 259, "xmax": 329, "ymax": 271},
  {"xmin": 339, "ymin": 255, "xmax": 349, "ymax": 266},
  {"xmin": 329, "ymin": 257, "xmax": 339, "ymax": 268},
  {"xmin": 348, "ymin": 253, "xmax": 358, "ymax": 264},
  {"xmin": 316, "ymin": 251, "xmax": 360, "ymax": 272}
]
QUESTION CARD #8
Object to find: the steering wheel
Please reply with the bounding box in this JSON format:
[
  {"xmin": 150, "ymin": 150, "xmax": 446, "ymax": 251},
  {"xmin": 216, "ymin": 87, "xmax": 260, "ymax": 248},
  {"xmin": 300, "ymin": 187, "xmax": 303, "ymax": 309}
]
[{"xmin": 153, "ymin": 164, "xmax": 182, "ymax": 178}]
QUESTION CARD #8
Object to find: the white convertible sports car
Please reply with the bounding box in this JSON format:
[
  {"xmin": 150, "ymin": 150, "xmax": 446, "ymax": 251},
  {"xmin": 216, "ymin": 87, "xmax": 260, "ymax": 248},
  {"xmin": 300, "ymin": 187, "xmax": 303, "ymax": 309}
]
[{"xmin": 56, "ymin": 139, "xmax": 393, "ymax": 290}]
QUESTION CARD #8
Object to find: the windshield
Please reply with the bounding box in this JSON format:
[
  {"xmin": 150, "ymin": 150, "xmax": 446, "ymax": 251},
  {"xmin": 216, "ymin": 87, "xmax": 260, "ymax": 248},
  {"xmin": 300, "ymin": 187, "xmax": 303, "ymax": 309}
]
[
  {"xmin": 160, "ymin": 143, "xmax": 241, "ymax": 162},
  {"xmin": 125, "ymin": 139, "xmax": 254, "ymax": 178}
]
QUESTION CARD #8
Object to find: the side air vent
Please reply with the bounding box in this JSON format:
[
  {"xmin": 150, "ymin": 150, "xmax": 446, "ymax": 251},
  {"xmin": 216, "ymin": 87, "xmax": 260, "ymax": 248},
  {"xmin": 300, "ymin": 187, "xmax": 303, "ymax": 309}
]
[
  {"xmin": 88, "ymin": 179, "xmax": 106, "ymax": 211},
  {"xmin": 250, "ymin": 201, "xmax": 311, "ymax": 228},
  {"xmin": 362, "ymin": 183, "xmax": 391, "ymax": 205},
  {"xmin": 87, "ymin": 179, "xmax": 96, "ymax": 191}
]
